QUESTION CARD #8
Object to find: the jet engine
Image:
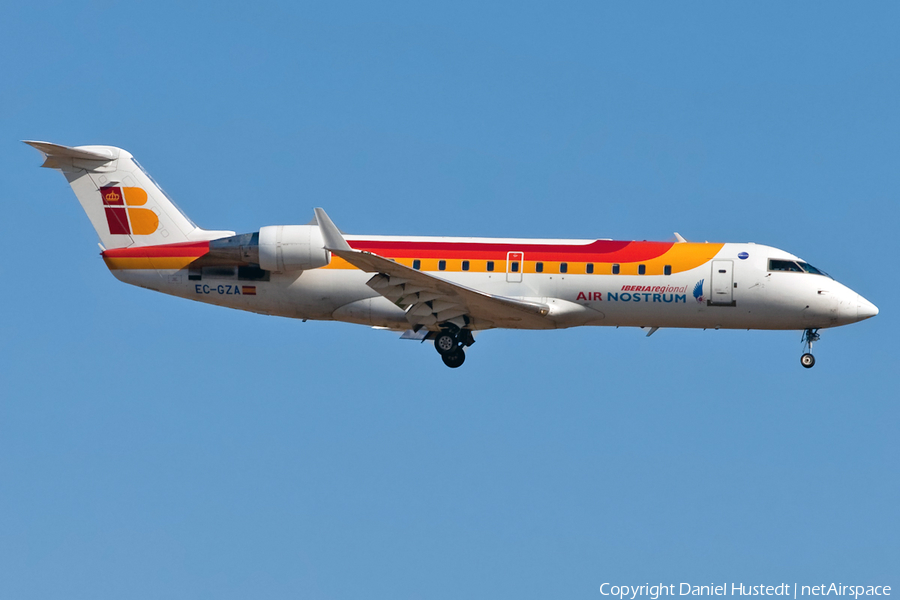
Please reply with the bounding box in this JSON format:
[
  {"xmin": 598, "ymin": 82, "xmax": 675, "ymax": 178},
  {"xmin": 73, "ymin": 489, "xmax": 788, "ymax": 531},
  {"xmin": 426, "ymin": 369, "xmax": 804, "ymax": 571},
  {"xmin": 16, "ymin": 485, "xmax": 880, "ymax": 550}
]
[{"xmin": 258, "ymin": 225, "xmax": 330, "ymax": 272}]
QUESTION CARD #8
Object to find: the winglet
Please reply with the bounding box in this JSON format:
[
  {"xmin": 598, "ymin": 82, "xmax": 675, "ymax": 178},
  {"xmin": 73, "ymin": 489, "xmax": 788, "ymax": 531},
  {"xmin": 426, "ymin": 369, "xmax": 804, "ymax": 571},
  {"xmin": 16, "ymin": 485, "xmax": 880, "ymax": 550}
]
[
  {"xmin": 314, "ymin": 208, "xmax": 352, "ymax": 252},
  {"xmin": 674, "ymin": 232, "xmax": 688, "ymax": 243}
]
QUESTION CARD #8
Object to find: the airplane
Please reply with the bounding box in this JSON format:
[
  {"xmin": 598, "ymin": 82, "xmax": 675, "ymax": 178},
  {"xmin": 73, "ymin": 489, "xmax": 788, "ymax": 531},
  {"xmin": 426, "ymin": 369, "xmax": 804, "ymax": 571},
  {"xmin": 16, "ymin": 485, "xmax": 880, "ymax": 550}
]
[{"xmin": 26, "ymin": 140, "xmax": 878, "ymax": 369}]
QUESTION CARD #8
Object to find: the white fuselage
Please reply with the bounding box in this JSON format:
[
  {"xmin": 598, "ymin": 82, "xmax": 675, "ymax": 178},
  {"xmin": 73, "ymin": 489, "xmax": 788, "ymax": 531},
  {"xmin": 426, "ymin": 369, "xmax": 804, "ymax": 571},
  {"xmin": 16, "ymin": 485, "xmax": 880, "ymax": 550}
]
[{"xmin": 110, "ymin": 238, "xmax": 873, "ymax": 333}]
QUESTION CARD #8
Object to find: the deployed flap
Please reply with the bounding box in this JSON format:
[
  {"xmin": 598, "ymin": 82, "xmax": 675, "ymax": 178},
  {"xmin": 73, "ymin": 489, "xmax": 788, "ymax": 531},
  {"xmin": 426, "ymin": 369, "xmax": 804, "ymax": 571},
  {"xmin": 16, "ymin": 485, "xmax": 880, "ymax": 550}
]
[
  {"xmin": 314, "ymin": 207, "xmax": 551, "ymax": 330},
  {"xmin": 335, "ymin": 247, "xmax": 551, "ymax": 329}
]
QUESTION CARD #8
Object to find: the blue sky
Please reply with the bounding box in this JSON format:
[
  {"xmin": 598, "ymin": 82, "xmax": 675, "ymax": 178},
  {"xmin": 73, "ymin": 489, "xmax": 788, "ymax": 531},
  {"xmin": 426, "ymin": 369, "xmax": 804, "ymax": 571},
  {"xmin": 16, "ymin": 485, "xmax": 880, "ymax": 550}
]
[{"xmin": 1, "ymin": 2, "xmax": 897, "ymax": 598}]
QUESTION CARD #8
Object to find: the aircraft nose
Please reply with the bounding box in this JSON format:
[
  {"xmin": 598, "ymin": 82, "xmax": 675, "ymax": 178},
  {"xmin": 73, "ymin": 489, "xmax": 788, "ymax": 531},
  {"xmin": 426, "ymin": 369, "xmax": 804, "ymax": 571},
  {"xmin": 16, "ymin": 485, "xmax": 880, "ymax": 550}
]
[{"xmin": 857, "ymin": 294, "xmax": 878, "ymax": 321}]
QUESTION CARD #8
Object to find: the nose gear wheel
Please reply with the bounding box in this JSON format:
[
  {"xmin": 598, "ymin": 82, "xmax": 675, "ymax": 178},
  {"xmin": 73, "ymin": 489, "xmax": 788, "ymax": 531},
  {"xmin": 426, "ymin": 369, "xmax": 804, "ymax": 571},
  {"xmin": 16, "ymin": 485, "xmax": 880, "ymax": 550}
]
[{"xmin": 800, "ymin": 328, "xmax": 820, "ymax": 369}]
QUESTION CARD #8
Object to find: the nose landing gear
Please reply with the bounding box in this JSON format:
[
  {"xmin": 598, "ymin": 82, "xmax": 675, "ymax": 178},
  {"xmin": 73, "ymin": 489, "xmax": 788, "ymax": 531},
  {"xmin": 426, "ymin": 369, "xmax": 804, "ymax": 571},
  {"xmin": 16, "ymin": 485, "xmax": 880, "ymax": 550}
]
[{"xmin": 800, "ymin": 328, "xmax": 820, "ymax": 369}]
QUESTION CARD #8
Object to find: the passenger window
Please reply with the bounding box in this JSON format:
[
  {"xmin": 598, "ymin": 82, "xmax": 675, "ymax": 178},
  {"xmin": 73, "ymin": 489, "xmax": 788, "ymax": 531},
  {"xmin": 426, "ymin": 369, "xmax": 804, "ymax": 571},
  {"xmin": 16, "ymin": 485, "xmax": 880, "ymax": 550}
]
[
  {"xmin": 664, "ymin": 265, "xmax": 672, "ymax": 276},
  {"xmin": 413, "ymin": 259, "xmax": 421, "ymax": 270},
  {"xmin": 638, "ymin": 264, "xmax": 646, "ymax": 275},
  {"xmin": 612, "ymin": 264, "xmax": 620, "ymax": 275},
  {"xmin": 560, "ymin": 263, "xmax": 568, "ymax": 273},
  {"xmin": 587, "ymin": 263, "xmax": 594, "ymax": 274},
  {"xmin": 462, "ymin": 260, "xmax": 469, "ymax": 271},
  {"xmin": 511, "ymin": 261, "xmax": 519, "ymax": 273},
  {"xmin": 536, "ymin": 262, "xmax": 543, "ymax": 273},
  {"xmin": 487, "ymin": 261, "xmax": 494, "ymax": 272},
  {"xmin": 439, "ymin": 260, "xmax": 446, "ymax": 271}
]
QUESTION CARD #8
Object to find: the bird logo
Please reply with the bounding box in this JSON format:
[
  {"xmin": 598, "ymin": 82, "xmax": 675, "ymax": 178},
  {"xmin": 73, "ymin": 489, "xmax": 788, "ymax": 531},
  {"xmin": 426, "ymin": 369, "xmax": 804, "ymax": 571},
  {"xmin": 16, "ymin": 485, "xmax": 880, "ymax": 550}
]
[{"xmin": 693, "ymin": 279, "xmax": 704, "ymax": 303}]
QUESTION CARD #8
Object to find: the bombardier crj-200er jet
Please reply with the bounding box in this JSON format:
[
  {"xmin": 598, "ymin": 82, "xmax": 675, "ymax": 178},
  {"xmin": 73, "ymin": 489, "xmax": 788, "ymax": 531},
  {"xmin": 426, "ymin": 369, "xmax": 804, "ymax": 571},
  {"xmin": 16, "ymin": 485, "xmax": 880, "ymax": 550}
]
[{"xmin": 27, "ymin": 141, "xmax": 878, "ymax": 369}]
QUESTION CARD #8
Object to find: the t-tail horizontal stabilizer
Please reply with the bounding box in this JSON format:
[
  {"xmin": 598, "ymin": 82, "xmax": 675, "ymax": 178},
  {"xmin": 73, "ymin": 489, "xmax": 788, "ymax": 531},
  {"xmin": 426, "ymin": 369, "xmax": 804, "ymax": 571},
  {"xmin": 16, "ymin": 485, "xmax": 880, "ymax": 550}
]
[
  {"xmin": 26, "ymin": 140, "xmax": 234, "ymax": 250},
  {"xmin": 24, "ymin": 140, "xmax": 117, "ymax": 170}
]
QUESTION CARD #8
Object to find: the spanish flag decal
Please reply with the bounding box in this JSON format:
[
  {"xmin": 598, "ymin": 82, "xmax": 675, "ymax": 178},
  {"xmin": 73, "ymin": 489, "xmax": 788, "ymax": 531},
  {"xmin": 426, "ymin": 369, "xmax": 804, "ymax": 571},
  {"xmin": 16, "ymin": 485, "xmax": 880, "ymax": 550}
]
[{"xmin": 241, "ymin": 286, "xmax": 257, "ymax": 295}]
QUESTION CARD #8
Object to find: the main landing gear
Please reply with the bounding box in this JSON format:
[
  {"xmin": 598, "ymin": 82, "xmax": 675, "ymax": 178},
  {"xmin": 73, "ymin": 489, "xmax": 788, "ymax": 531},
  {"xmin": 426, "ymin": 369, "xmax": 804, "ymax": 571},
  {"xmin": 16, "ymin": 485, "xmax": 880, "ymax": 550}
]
[
  {"xmin": 800, "ymin": 328, "xmax": 820, "ymax": 369},
  {"xmin": 434, "ymin": 327, "xmax": 475, "ymax": 369}
]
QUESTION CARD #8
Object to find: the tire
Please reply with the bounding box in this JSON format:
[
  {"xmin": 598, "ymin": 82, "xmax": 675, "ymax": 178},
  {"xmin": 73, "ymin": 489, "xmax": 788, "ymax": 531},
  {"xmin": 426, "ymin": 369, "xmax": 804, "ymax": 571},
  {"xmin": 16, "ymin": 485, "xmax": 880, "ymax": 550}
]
[
  {"xmin": 800, "ymin": 353, "xmax": 815, "ymax": 368},
  {"xmin": 441, "ymin": 348, "xmax": 466, "ymax": 368},
  {"xmin": 434, "ymin": 332, "xmax": 457, "ymax": 356}
]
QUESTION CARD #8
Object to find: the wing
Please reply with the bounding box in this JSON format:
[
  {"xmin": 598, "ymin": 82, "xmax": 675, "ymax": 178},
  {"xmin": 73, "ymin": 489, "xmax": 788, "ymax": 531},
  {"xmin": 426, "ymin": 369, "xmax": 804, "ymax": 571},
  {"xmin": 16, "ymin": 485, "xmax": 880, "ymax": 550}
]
[{"xmin": 314, "ymin": 208, "xmax": 551, "ymax": 331}]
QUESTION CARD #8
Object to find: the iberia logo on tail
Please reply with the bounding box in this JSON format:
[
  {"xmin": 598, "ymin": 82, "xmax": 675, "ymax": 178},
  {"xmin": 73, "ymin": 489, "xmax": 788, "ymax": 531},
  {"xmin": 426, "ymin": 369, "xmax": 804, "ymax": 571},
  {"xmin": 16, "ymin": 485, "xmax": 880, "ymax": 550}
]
[{"xmin": 100, "ymin": 186, "xmax": 159, "ymax": 235}]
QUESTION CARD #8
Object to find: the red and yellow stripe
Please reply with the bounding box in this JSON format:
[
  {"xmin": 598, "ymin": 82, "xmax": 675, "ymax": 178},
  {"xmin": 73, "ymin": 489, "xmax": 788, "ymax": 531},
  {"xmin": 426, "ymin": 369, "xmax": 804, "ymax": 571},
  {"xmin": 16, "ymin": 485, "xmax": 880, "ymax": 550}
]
[
  {"xmin": 102, "ymin": 241, "xmax": 210, "ymax": 270},
  {"xmin": 329, "ymin": 240, "xmax": 724, "ymax": 275},
  {"xmin": 102, "ymin": 238, "xmax": 724, "ymax": 275}
]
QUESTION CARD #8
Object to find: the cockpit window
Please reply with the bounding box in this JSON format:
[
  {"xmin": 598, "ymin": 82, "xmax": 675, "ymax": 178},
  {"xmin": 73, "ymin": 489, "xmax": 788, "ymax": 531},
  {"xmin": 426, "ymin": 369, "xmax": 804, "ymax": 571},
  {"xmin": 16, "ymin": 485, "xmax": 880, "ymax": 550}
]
[
  {"xmin": 798, "ymin": 262, "xmax": 830, "ymax": 277},
  {"xmin": 769, "ymin": 259, "xmax": 804, "ymax": 272},
  {"xmin": 768, "ymin": 259, "xmax": 831, "ymax": 278}
]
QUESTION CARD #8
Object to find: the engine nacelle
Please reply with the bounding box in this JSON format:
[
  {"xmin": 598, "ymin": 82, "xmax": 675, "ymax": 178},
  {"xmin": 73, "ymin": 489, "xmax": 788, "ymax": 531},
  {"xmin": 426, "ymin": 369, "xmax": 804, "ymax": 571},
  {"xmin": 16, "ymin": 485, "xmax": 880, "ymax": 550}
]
[{"xmin": 258, "ymin": 225, "xmax": 330, "ymax": 272}]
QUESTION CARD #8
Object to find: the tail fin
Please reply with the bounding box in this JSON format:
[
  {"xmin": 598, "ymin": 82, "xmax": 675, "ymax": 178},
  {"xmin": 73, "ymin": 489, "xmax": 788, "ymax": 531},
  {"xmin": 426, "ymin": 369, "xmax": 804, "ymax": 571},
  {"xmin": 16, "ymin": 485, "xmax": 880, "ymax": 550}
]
[{"xmin": 25, "ymin": 141, "xmax": 234, "ymax": 249}]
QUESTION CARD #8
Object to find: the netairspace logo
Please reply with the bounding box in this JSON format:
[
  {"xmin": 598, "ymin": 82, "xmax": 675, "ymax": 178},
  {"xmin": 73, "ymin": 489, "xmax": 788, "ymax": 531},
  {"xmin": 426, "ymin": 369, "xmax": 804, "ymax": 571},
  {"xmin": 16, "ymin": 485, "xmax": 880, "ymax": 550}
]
[{"xmin": 599, "ymin": 584, "xmax": 891, "ymax": 600}]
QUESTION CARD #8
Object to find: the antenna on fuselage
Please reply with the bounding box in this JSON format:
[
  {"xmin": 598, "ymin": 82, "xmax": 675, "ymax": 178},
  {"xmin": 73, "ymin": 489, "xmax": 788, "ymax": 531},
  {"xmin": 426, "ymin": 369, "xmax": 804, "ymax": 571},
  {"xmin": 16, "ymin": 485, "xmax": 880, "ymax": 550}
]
[{"xmin": 674, "ymin": 232, "xmax": 688, "ymax": 243}]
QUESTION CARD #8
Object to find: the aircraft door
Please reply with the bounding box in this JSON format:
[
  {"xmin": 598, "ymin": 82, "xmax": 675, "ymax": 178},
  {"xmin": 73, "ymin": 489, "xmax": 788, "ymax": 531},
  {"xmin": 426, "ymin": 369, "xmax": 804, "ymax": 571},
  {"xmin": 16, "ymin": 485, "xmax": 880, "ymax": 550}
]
[
  {"xmin": 507, "ymin": 252, "xmax": 523, "ymax": 283},
  {"xmin": 710, "ymin": 260, "xmax": 735, "ymax": 305}
]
